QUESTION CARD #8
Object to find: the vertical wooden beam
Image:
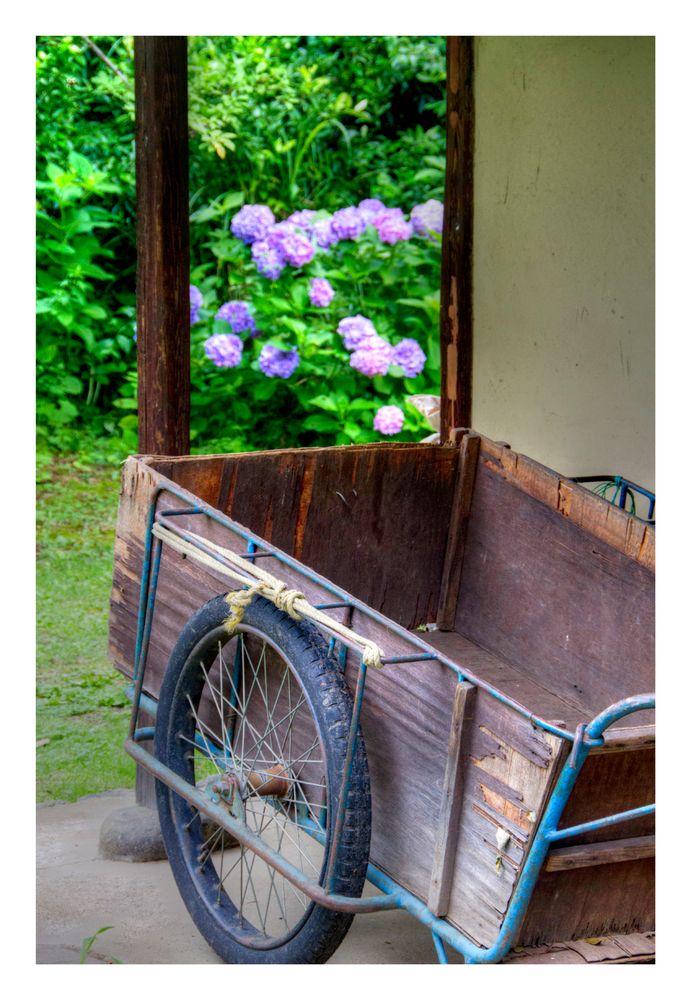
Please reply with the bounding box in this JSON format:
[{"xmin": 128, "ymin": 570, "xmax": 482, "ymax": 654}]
[
  {"xmin": 437, "ymin": 430, "xmax": 481, "ymax": 629},
  {"xmin": 428, "ymin": 681, "xmax": 476, "ymax": 916},
  {"xmin": 135, "ymin": 36, "xmax": 190, "ymax": 456},
  {"xmin": 440, "ymin": 37, "xmax": 474, "ymax": 441}
]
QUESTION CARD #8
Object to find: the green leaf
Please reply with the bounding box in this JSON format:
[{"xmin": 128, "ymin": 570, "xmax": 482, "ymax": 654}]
[
  {"xmin": 343, "ymin": 421, "xmax": 362, "ymax": 441},
  {"xmin": 113, "ymin": 398, "xmax": 138, "ymax": 410},
  {"xmin": 80, "ymin": 263, "xmax": 112, "ymax": 280},
  {"xmin": 303, "ymin": 414, "xmax": 340, "ymax": 432},
  {"xmin": 347, "ymin": 398, "xmax": 375, "ymax": 412},
  {"xmin": 62, "ymin": 376, "xmax": 83, "ymax": 395},
  {"xmin": 307, "ymin": 395, "xmax": 339, "ymax": 412},
  {"xmin": 82, "ymin": 304, "xmax": 108, "ymax": 320}
]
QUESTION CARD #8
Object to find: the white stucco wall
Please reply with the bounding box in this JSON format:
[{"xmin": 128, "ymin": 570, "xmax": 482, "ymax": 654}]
[{"xmin": 472, "ymin": 36, "xmax": 654, "ymax": 488}]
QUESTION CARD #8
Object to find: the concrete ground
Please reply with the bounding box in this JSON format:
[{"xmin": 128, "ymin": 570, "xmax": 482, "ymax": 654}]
[{"xmin": 36, "ymin": 789, "xmax": 463, "ymax": 965}]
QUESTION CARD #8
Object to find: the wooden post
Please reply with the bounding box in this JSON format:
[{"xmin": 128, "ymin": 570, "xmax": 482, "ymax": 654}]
[
  {"xmin": 440, "ymin": 37, "xmax": 474, "ymax": 441},
  {"xmin": 135, "ymin": 36, "xmax": 190, "ymax": 456}
]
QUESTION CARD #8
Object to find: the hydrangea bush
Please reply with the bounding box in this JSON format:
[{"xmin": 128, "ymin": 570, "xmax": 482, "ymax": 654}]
[{"xmin": 189, "ymin": 196, "xmax": 443, "ymax": 450}]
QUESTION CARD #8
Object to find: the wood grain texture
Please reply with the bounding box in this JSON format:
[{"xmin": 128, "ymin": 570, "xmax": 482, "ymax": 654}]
[
  {"xmin": 518, "ymin": 859, "xmax": 655, "ymax": 946},
  {"xmin": 503, "ymin": 930, "xmax": 655, "ymax": 964},
  {"xmin": 135, "ymin": 37, "xmax": 190, "ymax": 455},
  {"xmin": 428, "ymin": 682, "xmax": 476, "ymax": 916},
  {"xmin": 437, "ymin": 431, "xmax": 480, "ymax": 629},
  {"xmin": 479, "ymin": 438, "xmax": 655, "ymax": 571},
  {"xmin": 440, "ymin": 37, "xmax": 474, "ymax": 440},
  {"xmin": 147, "ymin": 444, "xmax": 460, "ymax": 630},
  {"xmin": 108, "ymin": 439, "xmax": 655, "ymax": 949},
  {"xmin": 455, "ymin": 458, "xmax": 655, "ymax": 724},
  {"xmin": 545, "ymin": 836, "xmax": 655, "ymax": 872}
]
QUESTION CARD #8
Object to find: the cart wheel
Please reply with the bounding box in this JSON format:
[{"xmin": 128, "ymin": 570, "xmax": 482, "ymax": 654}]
[{"xmin": 155, "ymin": 594, "xmax": 371, "ymax": 964}]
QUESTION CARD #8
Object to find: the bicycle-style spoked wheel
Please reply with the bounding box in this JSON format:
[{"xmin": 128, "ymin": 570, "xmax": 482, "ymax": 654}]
[{"xmin": 155, "ymin": 594, "xmax": 371, "ymax": 964}]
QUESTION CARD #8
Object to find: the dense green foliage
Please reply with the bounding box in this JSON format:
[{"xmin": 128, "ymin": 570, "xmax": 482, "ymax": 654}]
[{"xmin": 36, "ymin": 36, "xmax": 445, "ymax": 460}]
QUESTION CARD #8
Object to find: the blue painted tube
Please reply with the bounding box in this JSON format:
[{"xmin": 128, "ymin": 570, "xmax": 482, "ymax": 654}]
[
  {"xmin": 548, "ymin": 803, "xmax": 656, "ymax": 842},
  {"xmin": 133, "ymin": 727, "xmax": 156, "ymax": 742},
  {"xmin": 432, "ymin": 933, "xmax": 449, "ymax": 964}
]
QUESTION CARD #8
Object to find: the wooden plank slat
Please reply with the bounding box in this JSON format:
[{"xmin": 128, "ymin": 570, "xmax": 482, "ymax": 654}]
[
  {"xmin": 545, "ymin": 835, "xmax": 655, "ymax": 872},
  {"xmin": 478, "ymin": 438, "xmax": 655, "ymax": 571},
  {"xmin": 437, "ymin": 432, "xmax": 480, "ymax": 629},
  {"xmin": 428, "ymin": 682, "xmax": 476, "ymax": 916},
  {"xmin": 455, "ymin": 458, "xmax": 655, "ymax": 719}
]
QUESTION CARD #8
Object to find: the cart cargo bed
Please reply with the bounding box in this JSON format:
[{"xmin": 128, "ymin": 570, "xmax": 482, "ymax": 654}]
[{"xmin": 109, "ymin": 433, "xmax": 654, "ymax": 952}]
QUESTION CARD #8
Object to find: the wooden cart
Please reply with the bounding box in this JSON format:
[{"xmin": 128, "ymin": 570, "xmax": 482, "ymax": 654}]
[{"xmin": 109, "ymin": 431, "xmax": 654, "ymax": 964}]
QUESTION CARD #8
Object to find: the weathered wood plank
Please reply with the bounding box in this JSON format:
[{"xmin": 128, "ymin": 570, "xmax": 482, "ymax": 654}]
[
  {"xmin": 428, "ymin": 682, "xmax": 476, "ymax": 916},
  {"xmin": 455, "ymin": 459, "xmax": 654, "ymax": 721},
  {"xmin": 479, "ymin": 438, "xmax": 655, "ymax": 571},
  {"xmin": 519, "ymin": 859, "xmax": 655, "ymax": 946},
  {"xmin": 440, "ymin": 37, "xmax": 474, "ymax": 439},
  {"xmin": 546, "ymin": 836, "xmax": 655, "ymax": 872},
  {"xmin": 134, "ymin": 37, "xmax": 190, "ymax": 455},
  {"xmin": 437, "ymin": 432, "xmax": 480, "ymax": 629}
]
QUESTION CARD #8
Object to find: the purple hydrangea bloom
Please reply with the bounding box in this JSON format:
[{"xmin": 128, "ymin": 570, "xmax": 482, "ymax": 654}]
[
  {"xmin": 215, "ymin": 300, "xmax": 257, "ymax": 336},
  {"xmin": 331, "ymin": 206, "xmax": 367, "ymax": 241},
  {"xmin": 372, "ymin": 207, "xmax": 413, "ymax": 245},
  {"xmin": 231, "ymin": 204, "xmax": 275, "ymax": 244},
  {"xmin": 373, "ymin": 405, "xmax": 405, "ymax": 436},
  {"xmin": 287, "ymin": 209, "xmax": 317, "ymax": 230},
  {"xmin": 312, "ymin": 217, "xmax": 338, "ymax": 249},
  {"xmin": 309, "ymin": 278, "xmax": 335, "ymax": 308},
  {"xmin": 391, "ymin": 338, "xmax": 426, "ymax": 377},
  {"xmin": 337, "ymin": 314, "xmax": 380, "ymax": 351},
  {"xmin": 265, "ymin": 220, "xmax": 298, "ymax": 253},
  {"xmin": 251, "ymin": 239, "xmax": 285, "ymax": 280},
  {"xmin": 280, "ymin": 231, "xmax": 315, "ymax": 268},
  {"xmin": 359, "ymin": 198, "xmax": 386, "ymax": 214},
  {"xmin": 259, "ymin": 344, "xmax": 300, "ymax": 379},
  {"xmin": 410, "ymin": 198, "xmax": 444, "ymax": 237},
  {"xmin": 204, "ymin": 333, "xmax": 243, "ymax": 368},
  {"xmin": 349, "ymin": 335, "xmax": 394, "ymax": 377},
  {"xmin": 190, "ymin": 285, "xmax": 203, "ymax": 325}
]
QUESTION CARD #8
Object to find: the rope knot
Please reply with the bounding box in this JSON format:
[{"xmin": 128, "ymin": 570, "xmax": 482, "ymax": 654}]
[{"xmin": 272, "ymin": 582, "xmax": 305, "ymax": 620}]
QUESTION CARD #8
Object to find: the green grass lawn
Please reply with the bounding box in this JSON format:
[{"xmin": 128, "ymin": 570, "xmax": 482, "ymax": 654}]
[{"xmin": 36, "ymin": 456, "xmax": 135, "ymax": 801}]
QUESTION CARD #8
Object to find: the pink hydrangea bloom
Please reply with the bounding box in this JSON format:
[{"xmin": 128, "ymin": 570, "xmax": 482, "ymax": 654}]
[
  {"xmin": 349, "ymin": 336, "xmax": 394, "ymax": 377},
  {"xmin": 337, "ymin": 315, "xmax": 379, "ymax": 351},
  {"xmin": 374, "ymin": 405, "xmax": 405, "ymax": 435}
]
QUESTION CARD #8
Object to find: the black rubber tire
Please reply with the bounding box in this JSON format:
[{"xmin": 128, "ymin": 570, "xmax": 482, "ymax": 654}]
[{"xmin": 155, "ymin": 594, "xmax": 371, "ymax": 964}]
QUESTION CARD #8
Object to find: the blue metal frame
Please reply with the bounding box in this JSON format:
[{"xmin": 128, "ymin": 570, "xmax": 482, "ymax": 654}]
[
  {"xmin": 125, "ymin": 481, "xmax": 655, "ymax": 964},
  {"xmin": 572, "ymin": 474, "xmax": 656, "ymax": 524}
]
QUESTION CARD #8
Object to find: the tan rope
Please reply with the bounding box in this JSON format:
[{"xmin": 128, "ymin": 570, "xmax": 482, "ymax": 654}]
[{"xmin": 151, "ymin": 523, "xmax": 384, "ymax": 669}]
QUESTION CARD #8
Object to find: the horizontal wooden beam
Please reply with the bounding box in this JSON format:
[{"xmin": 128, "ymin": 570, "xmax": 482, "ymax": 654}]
[{"xmin": 545, "ymin": 835, "xmax": 655, "ymax": 872}]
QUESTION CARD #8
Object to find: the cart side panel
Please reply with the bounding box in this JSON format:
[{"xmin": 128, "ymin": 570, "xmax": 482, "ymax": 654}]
[
  {"xmin": 147, "ymin": 443, "xmax": 459, "ymax": 630},
  {"xmin": 518, "ymin": 746, "xmax": 655, "ymax": 945},
  {"xmin": 109, "ymin": 457, "xmax": 419, "ymax": 692},
  {"xmin": 454, "ymin": 447, "xmax": 654, "ymax": 718},
  {"xmin": 440, "ymin": 690, "xmax": 564, "ymax": 947},
  {"xmin": 339, "ymin": 649, "xmax": 565, "ymax": 948}
]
